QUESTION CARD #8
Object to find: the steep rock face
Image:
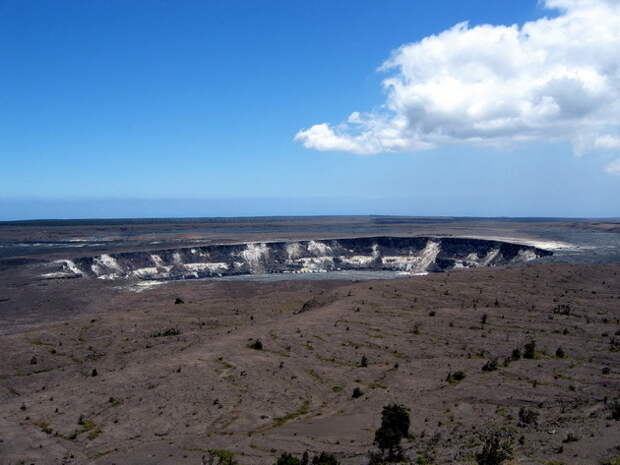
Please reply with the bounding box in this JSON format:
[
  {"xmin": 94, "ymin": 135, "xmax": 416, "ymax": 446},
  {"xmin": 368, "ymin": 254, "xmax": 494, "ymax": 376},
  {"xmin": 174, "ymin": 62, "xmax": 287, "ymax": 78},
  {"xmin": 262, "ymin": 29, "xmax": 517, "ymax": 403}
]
[{"xmin": 43, "ymin": 237, "xmax": 551, "ymax": 280}]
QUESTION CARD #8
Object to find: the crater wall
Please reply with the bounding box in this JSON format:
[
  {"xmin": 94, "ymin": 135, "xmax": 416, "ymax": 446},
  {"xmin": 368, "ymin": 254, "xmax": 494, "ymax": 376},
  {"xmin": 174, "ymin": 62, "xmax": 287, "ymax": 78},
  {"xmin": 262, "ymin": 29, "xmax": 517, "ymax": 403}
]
[{"xmin": 42, "ymin": 236, "xmax": 552, "ymax": 280}]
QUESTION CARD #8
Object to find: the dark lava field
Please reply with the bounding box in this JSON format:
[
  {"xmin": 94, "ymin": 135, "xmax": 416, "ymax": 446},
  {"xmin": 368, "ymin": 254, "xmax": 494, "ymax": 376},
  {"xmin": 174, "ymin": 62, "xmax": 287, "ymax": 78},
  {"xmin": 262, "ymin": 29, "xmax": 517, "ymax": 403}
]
[{"xmin": 0, "ymin": 217, "xmax": 619, "ymax": 465}]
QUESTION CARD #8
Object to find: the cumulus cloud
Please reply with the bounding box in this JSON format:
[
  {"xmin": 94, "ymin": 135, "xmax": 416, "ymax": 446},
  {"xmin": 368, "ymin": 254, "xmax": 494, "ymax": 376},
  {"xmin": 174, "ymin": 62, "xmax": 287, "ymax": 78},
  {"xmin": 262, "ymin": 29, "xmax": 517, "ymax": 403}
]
[{"xmin": 295, "ymin": 0, "xmax": 620, "ymax": 160}]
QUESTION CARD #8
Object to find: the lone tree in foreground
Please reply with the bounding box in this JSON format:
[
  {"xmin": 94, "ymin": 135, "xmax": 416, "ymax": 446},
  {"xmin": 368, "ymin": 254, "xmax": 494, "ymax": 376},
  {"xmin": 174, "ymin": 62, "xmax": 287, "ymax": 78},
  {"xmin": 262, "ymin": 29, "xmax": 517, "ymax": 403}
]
[{"xmin": 373, "ymin": 404, "xmax": 410, "ymax": 462}]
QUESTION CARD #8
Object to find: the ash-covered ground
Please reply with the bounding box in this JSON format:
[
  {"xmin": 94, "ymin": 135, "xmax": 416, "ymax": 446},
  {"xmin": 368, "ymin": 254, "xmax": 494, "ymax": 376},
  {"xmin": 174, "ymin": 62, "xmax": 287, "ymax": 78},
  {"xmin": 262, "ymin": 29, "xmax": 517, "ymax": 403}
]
[{"xmin": 0, "ymin": 217, "xmax": 619, "ymax": 465}]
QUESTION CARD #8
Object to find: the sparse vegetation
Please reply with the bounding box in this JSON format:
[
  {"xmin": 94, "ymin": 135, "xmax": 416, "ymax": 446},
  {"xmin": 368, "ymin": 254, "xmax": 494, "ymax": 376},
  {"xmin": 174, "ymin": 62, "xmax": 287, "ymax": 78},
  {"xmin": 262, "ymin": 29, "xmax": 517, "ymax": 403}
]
[
  {"xmin": 601, "ymin": 457, "xmax": 620, "ymax": 465},
  {"xmin": 204, "ymin": 449, "xmax": 238, "ymax": 465},
  {"xmin": 273, "ymin": 400, "xmax": 310, "ymax": 427},
  {"xmin": 4, "ymin": 246, "xmax": 620, "ymax": 465}
]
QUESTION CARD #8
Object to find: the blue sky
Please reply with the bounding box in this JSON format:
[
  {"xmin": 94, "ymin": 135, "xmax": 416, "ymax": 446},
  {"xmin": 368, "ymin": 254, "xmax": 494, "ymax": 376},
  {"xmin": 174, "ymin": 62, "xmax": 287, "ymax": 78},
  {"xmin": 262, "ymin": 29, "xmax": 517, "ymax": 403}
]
[{"xmin": 1, "ymin": 0, "xmax": 619, "ymax": 220}]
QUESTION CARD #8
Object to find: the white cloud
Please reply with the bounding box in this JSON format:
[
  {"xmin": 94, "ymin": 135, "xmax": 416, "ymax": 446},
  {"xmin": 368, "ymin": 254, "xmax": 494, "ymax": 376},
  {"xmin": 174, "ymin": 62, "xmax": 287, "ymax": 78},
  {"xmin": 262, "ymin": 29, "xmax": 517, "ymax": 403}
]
[
  {"xmin": 295, "ymin": 0, "xmax": 620, "ymax": 159},
  {"xmin": 594, "ymin": 135, "xmax": 620, "ymax": 149},
  {"xmin": 605, "ymin": 158, "xmax": 620, "ymax": 174}
]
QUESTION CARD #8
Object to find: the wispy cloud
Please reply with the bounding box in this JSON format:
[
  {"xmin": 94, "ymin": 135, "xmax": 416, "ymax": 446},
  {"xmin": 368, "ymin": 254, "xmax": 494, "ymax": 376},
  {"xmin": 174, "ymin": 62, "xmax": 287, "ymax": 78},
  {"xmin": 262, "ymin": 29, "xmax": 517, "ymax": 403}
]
[
  {"xmin": 605, "ymin": 158, "xmax": 620, "ymax": 174},
  {"xmin": 295, "ymin": 0, "xmax": 620, "ymax": 162}
]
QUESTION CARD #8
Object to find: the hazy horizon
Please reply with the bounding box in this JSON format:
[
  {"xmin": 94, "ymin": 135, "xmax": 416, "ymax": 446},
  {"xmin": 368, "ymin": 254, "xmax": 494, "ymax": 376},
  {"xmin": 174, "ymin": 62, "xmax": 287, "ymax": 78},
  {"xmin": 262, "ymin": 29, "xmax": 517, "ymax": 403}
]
[{"xmin": 2, "ymin": 195, "xmax": 620, "ymax": 222}]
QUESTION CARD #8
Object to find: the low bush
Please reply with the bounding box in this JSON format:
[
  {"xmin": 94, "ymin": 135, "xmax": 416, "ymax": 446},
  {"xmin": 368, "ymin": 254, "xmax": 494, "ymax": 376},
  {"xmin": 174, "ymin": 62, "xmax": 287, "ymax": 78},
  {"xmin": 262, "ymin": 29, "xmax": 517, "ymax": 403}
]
[
  {"xmin": 273, "ymin": 452, "xmax": 339, "ymax": 465},
  {"xmin": 518, "ymin": 407, "xmax": 538, "ymax": 426},
  {"xmin": 150, "ymin": 327, "xmax": 181, "ymax": 338},
  {"xmin": 475, "ymin": 430, "xmax": 513, "ymax": 465},
  {"xmin": 482, "ymin": 359, "xmax": 498, "ymax": 372},
  {"xmin": 447, "ymin": 371, "xmax": 466, "ymax": 384},
  {"xmin": 610, "ymin": 399, "xmax": 620, "ymax": 420},
  {"xmin": 523, "ymin": 341, "xmax": 536, "ymax": 359}
]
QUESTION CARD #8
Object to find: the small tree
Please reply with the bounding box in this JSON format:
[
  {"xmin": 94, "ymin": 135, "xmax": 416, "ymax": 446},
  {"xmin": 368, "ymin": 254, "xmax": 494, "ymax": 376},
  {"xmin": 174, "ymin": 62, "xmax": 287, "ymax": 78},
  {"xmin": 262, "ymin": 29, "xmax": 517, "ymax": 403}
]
[
  {"xmin": 374, "ymin": 404, "xmax": 410, "ymax": 461},
  {"xmin": 555, "ymin": 347, "xmax": 565, "ymax": 358},
  {"xmin": 511, "ymin": 348, "xmax": 521, "ymax": 361},
  {"xmin": 360, "ymin": 355, "xmax": 368, "ymax": 367}
]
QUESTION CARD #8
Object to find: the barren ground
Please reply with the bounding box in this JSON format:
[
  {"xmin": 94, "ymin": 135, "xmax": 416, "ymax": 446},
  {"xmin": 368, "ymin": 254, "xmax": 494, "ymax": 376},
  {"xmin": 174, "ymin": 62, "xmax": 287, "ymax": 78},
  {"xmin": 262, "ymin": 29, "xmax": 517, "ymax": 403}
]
[{"xmin": 1, "ymin": 262, "xmax": 619, "ymax": 465}]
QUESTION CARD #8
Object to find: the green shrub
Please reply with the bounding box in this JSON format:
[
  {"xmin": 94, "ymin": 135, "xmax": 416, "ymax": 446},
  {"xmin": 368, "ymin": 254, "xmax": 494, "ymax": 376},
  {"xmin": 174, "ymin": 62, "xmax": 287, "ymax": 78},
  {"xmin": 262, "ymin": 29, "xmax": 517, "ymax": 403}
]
[
  {"xmin": 275, "ymin": 453, "xmax": 301, "ymax": 465},
  {"xmin": 206, "ymin": 449, "xmax": 238, "ymax": 465},
  {"xmin": 523, "ymin": 341, "xmax": 536, "ymax": 359},
  {"xmin": 610, "ymin": 399, "xmax": 620, "ymax": 420},
  {"xmin": 518, "ymin": 407, "xmax": 538, "ymax": 426},
  {"xmin": 150, "ymin": 327, "xmax": 181, "ymax": 338},
  {"xmin": 562, "ymin": 432, "xmax": 579, "ymax": 443},
  {"xmin": 475, "ymin": 430, "xmax": 513, "ymax": 465},
  {"xmin": 311, "ymin": 452, "xmax": 340, "ymax": 465},
  {"xmin": 272, "ymin": 452, "xmax": 339, "ymax": 465},
  {"xmin": 447, "ymin": 371, "xmax": 466, "ymax": 384},
  {"xmin": 482, "ymin": 359, "xmax": 498, "ymax": 372}
]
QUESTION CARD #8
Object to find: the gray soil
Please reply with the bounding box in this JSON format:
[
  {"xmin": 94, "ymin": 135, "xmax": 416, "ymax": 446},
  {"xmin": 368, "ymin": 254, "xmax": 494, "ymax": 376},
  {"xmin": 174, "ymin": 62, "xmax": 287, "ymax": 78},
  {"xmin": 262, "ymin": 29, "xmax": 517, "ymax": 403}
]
[
  {"xmin": 1, "ymin": 217, "xmax": 619, "ymax": 465},
  {"xmin": 1, "ymin": 262, "xmax": 619, "ymax": 465}
]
